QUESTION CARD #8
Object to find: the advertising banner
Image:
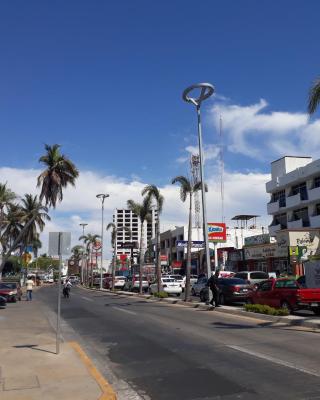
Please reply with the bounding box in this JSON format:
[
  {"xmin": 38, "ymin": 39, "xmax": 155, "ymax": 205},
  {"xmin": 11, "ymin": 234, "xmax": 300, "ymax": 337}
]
[
  {"xmin": 176, "ymin": 240, "xmax": 204, "ymax": 248},
  {"xmin": 207, "ymin": 223, "xmax": 226, "ymax": 243}
]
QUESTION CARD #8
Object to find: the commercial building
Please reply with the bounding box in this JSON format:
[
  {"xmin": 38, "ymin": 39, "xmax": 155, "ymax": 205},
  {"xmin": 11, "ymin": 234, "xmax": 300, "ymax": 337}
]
[
  {"xmin": 267, "ymin": 156, "xmax": 320, "ymax": 236},
  {"xmin": 112, "ymin": 208, "xmax": 157, "ymax": 264}
]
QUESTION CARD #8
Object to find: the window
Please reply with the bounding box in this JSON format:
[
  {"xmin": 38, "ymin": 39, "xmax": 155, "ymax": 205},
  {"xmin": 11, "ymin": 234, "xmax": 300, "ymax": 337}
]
[
  {"xmin": 273, "ymin": 213, "xmax": 287, "ymax": 228},
  {"xmin": 259, "ymin": 281, "xmax": 272, "ymax": 291},
  {"xmin": 316, "ymin": 204, "xmax": 320, "ymax": 216},
  {"xmin": 291, "ymin": 182, "xmax": 308, "ymax": 200},
  {"xmin": 292, "ymin": 207, "xmax": 309, "ymax": 226},
  {"xmin": 272, "ymin": 190, "xmax": 286, "ymax": 207},
  {"xmin": 314, "ymin": 177, "xmax": 320, "ymax": 188},
  {"xmin": 275, "ymin": 280, "xmax": 298, "ymax": 289},
  {"xmin": 235, "ymin": 272, "xmax": 248, "ymax": 280},
  {"xmin": 250, "ymin": 272, "xmax": 269, "ymax": 280}
]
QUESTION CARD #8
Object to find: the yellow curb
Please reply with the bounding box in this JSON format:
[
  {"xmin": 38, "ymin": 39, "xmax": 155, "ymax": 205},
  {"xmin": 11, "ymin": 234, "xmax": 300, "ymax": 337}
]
[{"xmin": 69, "ymin": 341, "xmax": 117, "ymax": 400}]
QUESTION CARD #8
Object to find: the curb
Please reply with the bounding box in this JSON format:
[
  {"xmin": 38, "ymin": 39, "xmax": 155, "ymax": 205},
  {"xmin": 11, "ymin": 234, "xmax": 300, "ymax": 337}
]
[
  {"xmin": 69, "ymin": 341, "xmax": 117, "ymax": 400},
  {"xmin": 79, "ymin": 286, "xmax": 320, "ymax": 330}
]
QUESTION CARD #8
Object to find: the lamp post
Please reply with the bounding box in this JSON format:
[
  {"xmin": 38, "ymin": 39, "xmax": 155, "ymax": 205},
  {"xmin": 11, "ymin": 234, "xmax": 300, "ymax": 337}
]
[
  {"xmin": 96, "ymin": 194, "xmax": 110, "ymax": 290},
  {"xmin": 182, "ymin": 83, "xmax": 214, "ymax": 280},
  {"xmin": 79, "ymin": 223, "xmax": 88, "ymax": 285}
]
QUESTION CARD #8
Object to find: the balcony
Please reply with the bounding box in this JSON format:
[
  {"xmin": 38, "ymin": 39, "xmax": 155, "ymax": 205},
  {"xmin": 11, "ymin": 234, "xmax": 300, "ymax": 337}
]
[
  {"xmin": 267, "ymin": 200, "xmax": 280, "ymax": 214},
  {"xmin": 310, "ymin": 214, "xmax": 320, "ymax": 228},
  {"xmin": 308, "ymin": 186, "xmax": 320, "ymax": 202},
  {"xmin": 287, "ymin": 219, "xmax": 303, "ymax": 229},
  {"xmin": 286, "ymin": 193, "xmax": 301, "ymax": 208},
  {"xmin": 268, "ymin": 223, "xmax": 282, "ymax": 237}
]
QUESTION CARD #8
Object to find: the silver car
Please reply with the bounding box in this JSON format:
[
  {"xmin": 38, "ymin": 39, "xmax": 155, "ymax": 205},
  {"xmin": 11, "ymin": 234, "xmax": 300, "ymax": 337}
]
[{"xmin": 191, "ymin": 276, "xmax": 208, "ymax": 296}]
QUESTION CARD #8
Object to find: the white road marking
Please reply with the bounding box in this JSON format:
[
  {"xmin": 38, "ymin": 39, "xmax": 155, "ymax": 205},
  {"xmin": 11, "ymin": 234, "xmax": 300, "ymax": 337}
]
[
  {"xmin": 228, "ymin": 345, "xmax": 320, "ymax": 378},
  {"xmin": 81, "ymin": 296, "xmax": 94, "ymax": 302},
  {"xmin": 112, "ymin": 306, "xmax": 137, "ymax": 315}
]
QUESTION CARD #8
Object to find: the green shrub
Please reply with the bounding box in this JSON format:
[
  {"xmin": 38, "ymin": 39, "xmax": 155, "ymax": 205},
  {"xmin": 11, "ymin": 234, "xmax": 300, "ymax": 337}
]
[
  {"xmin": 153, "ymin": 291, "xmax": 169, "ymax": 298},
  {"xmin": 244, "ymin": 303, "xmax": 289, "ymax": 316}
]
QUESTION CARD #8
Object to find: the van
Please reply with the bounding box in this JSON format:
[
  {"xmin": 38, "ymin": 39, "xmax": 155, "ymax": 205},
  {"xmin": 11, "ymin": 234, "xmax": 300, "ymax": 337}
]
[{"xmin": 234, "ymin": 271, "xmax": 269, "ymax": 286}]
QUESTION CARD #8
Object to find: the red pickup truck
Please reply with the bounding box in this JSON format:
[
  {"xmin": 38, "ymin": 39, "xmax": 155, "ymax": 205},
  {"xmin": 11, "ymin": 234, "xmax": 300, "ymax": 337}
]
[{"xmin": 248, "ymin": 278, "xmax": 320, "ymax": 315}]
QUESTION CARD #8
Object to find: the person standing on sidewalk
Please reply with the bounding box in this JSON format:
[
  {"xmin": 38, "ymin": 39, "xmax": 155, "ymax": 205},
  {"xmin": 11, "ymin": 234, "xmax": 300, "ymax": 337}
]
[
  {"xmin": 26, "ymin": 276, "xmax": 35, "ymax": 301},
  {"xmin": 208, "ymin": 270, "xmax": 220, "ymax": 307}
]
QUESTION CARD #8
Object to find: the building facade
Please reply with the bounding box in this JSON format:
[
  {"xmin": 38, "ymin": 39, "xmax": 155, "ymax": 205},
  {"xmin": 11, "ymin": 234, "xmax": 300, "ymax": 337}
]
[
  {"xmin": 267, "ymin": 156, "xmax": 320, "ymax": 236},
  {"xmin": 112, "ymin": 208, "xmax": 157, "ymax": 264}
]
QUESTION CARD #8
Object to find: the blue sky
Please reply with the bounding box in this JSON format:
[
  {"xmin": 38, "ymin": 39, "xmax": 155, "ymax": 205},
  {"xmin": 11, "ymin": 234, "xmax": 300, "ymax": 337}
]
[{"xmin": 1, "ymin": 0, "xmax": 320, "ymax": 255}]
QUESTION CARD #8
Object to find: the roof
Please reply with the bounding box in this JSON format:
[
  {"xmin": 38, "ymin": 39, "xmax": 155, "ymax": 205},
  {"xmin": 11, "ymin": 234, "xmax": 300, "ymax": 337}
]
[
  {"xmin": 231, "ymin": 215, "xmax": 260, "ymax": 221},
  {"xmin": 271, "ymin": 156, "xmax": 312, "ymax": 164}
]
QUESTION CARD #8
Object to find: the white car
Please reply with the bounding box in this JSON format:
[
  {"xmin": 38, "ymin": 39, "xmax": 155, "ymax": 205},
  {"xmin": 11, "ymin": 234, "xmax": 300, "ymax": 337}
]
[
  {"xmin": 150, "ymin": 278, "xmax": 182, "ymax": 296},
  {"xmin": 114, "ymin": 276, "xmax": 126, "ymax": 289}
]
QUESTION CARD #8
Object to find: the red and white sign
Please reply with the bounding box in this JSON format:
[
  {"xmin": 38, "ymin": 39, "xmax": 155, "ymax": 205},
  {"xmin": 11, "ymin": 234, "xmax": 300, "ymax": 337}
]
[
  {"xmin": 207, "ymin": 223, "xmax": 227, "ymax": 243},
  {"xmin": 160, "ymin": 255, "xmax": 168, "ymax": 261},
  {"xmin": 92, "ymin": 240, "xmax": 102, "ymax": 250}
]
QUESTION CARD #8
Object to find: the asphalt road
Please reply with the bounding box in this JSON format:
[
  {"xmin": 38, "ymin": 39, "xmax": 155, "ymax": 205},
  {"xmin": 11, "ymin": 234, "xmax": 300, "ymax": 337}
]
[{"xmin": 38, "ymin": 286, "xmax": 320, "ymax": 400}]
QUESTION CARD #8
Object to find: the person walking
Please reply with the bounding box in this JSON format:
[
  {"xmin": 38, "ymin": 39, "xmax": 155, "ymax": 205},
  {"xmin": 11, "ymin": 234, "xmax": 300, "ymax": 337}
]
[
  {"xmin": 26, "ymin": 276, "xmax": 35, "ymax": 301},
  {"xmin": 63, "ymin": 278, "xmax": 72, "ymax": 299},
  {"xmin": 208, "ymin": 270, "xmax": 220, "ymax": 307}
]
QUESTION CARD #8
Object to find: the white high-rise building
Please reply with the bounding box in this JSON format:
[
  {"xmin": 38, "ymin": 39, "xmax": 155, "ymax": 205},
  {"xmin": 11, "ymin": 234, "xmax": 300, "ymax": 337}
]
[
  {"xmin": 113, "ymin": 208, "xmax": 158, "ymax": 263},
  {"xmin": 266, "ymin": 156, "xmax": 320, "ymax": 236}
]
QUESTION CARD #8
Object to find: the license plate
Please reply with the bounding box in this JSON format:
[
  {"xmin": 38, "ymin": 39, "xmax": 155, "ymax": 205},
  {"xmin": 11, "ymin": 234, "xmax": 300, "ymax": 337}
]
[
  {"xmin": 241, "ymin": 289, "xmax": 248, "ymax": 292},
  {"xmin": 311, "ymin": 302, "xmax": 319, "ymax": 307}
]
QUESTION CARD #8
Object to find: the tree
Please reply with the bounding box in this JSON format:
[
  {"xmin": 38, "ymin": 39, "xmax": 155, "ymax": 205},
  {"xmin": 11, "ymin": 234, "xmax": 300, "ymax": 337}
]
[
  {"xmin": 20, "ymin": 194, "xmax": 50, "ymax": 249},
  {"xmin": 30, "ymin": 234, "xmax": 42, "ymax": 258},
  {"xmin": 106, "ymin": 222, "xmax": 131, "ymax": 291},
  {"xmin": 127, "ymin": 196, "xmax": 152, "ymax": 294},
  {"xmin": 79, "ymin": 234, "xmax": 101, "ymax": 286},
  {"xmin": 171, "ymin": 176, "xmax": 203, "ymax": 301},
  {"xmin": 37, "ymin": 144, "xmax": 79, "ymax": 208},
  {"xmin": 308, "ymin": 78, "xmax": 320, "ymax": 115},
  {"xmin": 0, "ymin": 183, "xmax": 16, "ymax": 247},
  {"xmin": 71, "ymin": 245, "xmax": 85, "ymax": 261},
  {"xmin": 141, "ymin": 185, "xmax": 164, "ymax": 293},
  {"xmin": 1, "ymin": 203, "xmax": 24, "ymax": 253},
  {"xmin": 0, "ymin": 144, "xmax": 79, "ymax": 273}
]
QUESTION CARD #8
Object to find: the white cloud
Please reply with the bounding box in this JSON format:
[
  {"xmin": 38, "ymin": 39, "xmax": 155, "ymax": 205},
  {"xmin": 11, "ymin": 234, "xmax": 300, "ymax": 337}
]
[
  {"xmin": 0, "ymin": 166, "xmax": 271, "ymax": 259},
  {"xmin": 177, "ymin": 144, "xmax": 220, "ymax": 164},
  {"xmin": 208, "ymin": 99, "xmax": 317, "ymax": 160}
]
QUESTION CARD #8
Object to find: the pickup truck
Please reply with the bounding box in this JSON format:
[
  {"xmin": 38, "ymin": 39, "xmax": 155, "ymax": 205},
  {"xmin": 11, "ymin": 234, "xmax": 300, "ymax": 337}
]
[{"xmin": 247, "ymin": 278, "xmax": 320, "ymax": 315}]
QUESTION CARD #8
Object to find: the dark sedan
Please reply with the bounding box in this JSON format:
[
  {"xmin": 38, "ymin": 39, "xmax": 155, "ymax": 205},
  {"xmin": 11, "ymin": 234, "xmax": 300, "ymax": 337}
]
[{"xmin": 200, "ymin": 278, "xmax": 252, "ymax": 304}]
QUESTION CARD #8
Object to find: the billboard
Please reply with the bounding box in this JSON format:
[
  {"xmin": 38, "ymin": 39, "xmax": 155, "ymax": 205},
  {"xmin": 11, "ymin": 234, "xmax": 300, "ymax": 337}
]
[{"xmin": 207, "ymin": 223, "xmax": 226, "ymax": 243}]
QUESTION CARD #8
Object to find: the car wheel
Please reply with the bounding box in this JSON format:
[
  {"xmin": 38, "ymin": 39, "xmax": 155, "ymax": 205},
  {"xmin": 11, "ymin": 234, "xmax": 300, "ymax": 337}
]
[
  {"xmin": 281, "ymin": 301, "xmax": 292, "ymax": 314},
  {"xmin": 191, "ymin": 288, "xmax": 196, "ymax": 296},
  {"xmin": 312, "ymin": 307, "xmax": 320, "ymax": 316},
  {"xmin": 176, "ymin": 293, "xmax": 181, "ymax": 297},
  {"xmin": 219, "ymin": 294, "xmax": 225, "ymax": 305}
]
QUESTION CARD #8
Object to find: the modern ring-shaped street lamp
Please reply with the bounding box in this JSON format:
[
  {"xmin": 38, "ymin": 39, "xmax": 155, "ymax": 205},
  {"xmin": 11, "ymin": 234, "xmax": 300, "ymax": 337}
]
[
  {"xmin": 96, "ymin": 194, "xmax": 110, "ymax": 290},
  {"xmin": 183, "ymin": 83, "xmax": 215, "ymax": 281}
]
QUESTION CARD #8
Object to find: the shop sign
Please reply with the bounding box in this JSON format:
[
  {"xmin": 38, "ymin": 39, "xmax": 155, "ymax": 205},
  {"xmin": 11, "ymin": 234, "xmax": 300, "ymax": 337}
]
[
  {"xmin": 176, "ymin": 240, "xmax": 204, "ymax": 248},
  {"xmin": 207, "ymin": 223, "xmax": 226, "ymax": 243},
  {"xmin": 244, "ymin": 234, "xmax": 271, "ymax": 246},
  {"xmin": 244, "ymin": 243, "xmax": 287, "ymax": 260}
]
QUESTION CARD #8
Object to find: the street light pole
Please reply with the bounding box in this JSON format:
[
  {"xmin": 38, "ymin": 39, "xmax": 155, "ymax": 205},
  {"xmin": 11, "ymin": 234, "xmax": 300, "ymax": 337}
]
[
  {"xmin": 182, "ymin": 83, "xmax": 215, "ymax": 280},
  {"xmin": 96, "ymin": 194, "xmax": 110, "ymax": 290},
  {"xmin": 79, "ymin": 223, "xmax": 88, "ymax": 285}
]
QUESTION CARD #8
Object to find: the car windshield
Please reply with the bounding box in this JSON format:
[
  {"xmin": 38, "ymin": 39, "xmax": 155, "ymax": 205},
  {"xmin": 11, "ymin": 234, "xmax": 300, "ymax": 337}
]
[
  {"xmin": 220, "ymin": 278, "xmax": 247, "ymax": 285},
  {"xmin": 0, "ymin": 283, "xmax": 13, "ymax": 289},
  {"xmin": 162, "ymin": 278, "xmax": 175, "ymax": 283},
  {"xmin": 171, "ymin": 275, "xmax": 183, "ymax": 280}
]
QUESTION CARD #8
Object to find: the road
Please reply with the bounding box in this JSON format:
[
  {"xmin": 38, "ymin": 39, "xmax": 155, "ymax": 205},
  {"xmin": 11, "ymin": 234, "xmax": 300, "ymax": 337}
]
[{"xmin": 38, "ymin": 286, "xmax": 320, "ymax": 400}]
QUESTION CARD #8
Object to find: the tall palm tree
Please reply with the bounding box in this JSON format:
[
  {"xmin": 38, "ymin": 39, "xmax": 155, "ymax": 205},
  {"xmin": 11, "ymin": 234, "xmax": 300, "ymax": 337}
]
[
  {"xmin": 30, "ymin": 234, "xmax": 42, "ymax": 258},
  {"xmin": 1, "ymin": 144, "xmax": 79, "ymax": 273},
  {"xmin": 0, "ymin": 182, "xmax": 16, "ymax": 236},
  {"xmin": 127, "ymin": 196, "xmax": 152, "ymax": 294},
  {"xmin": 20, "ymin": 194, "xmax": 50, "ymax": 249},
  {"xmin": 171, "ymin": 176, "xmax": 204, "ymax": 301},
  {"xmin": 71, "ymin": 245, "xmax": 85, "ymax": 261},
  {"xmin": 106, "ymin": 222, "xmax": 131, "ymax": 290},
  {"xmin": 37, "ymin": 144, "xmax": 79, "ymax": 208},
  {"xmin": 308, "ymin": 78, "xmax": 320, "ymax": 114},
  {"xmin": 79, "ymin": 234, "xmax": 101, "ymax": 286},
  {"xmin": 1, "ymin": 203, "xmax": 24, "ymax": 253},
  {"xmin": 141, "ymin": 185, "xmax": 164, "ymax": 293}
]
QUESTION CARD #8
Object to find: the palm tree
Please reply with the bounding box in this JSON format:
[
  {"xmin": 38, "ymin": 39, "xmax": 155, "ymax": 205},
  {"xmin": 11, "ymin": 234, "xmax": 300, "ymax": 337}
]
[
  {"xmin": 20, "ymin": 194, "xmax": 50, "ymax": 249},
  {"xmin": 30, "ymin": 234, "xmax": 42, "ymax": 258},
  {"xmin": 0, "ymin": 182, "xmax": 16, "ymax": 235},
  {"xmin": 127, "ymin": 196, "xmax": 152, "ymax": 294},
  {"xmin": 79, "ymin": 234, "xmax": 101, "ymax": 286},
  {"xmin": 141, "ymin": 185, "xmax": 164, "ymax": 293},
  {"xmin": 171, "ymin": 176, "xmax": 204, "ymax": 301},
  {"xmin": 37, "ymin": 144, "xmax": 79, "ymax": 208},
  {"xmin": 71, "ymin": 245, "xmax": 85, "ymax": 261},
  {"xmin": 1, "ymin": 203, "xmax": 24, "ymax": 253},
  {"xmin": 106, "ymin": 222, "xmax": 131, "ymax": 291},
  {"xmin": 0, "ymin": 144, "xmax": 79, "ymax": 273},
  {"xmin": 308, "ymin": 78, "xmax": 320, "ymax": 114}
]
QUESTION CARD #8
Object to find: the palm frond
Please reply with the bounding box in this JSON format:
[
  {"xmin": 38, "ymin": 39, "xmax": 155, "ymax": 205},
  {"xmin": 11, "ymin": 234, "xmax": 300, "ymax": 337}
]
[{"xmin": 308, "ymin": 78, "xmax": 320, "ymax": 114}]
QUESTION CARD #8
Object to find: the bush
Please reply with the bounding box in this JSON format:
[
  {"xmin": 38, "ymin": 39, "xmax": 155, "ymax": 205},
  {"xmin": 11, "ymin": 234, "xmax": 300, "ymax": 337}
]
[
  {"xmin": 244, "ymin": 303, "xmax": 289, "ymax": 316},
  {"xmin": 153, "ymin": 291, "xmax": 169, "ymax": 298}
]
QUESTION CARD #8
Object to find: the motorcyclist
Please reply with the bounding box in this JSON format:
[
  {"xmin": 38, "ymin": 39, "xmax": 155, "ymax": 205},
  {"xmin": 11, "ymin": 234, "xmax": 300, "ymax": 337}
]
[{"xmin": 63, "ymin": 278, "xmax": 72, "ymax": 298}]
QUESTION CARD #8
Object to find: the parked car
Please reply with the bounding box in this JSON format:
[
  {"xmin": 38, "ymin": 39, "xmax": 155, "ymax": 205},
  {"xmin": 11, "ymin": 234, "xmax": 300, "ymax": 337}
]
[
  {"xmin": 247, "ymin": 278, "xmax": 320, "ymax": 314},
  {"xmin": 114, "ymin": 276, "xmax": 127, "ymax": 290},
  {"xmin": 149, "ymin": 278, "xmax": 182, "ymax": 296},
  {"xmin": 234, "ymin": 271, "xmax": 269, "ymax": 286},
  {"xmin": 200, "ymin": 278, "xmax": 252, "ymax": 304},
  {"xmin": 68, "ymin": 276, "xmax": 79, "ymax": 285},
  {"xmin": 0, "ymin": 295, "xmax": 6, "ymax": 308},
  {"xmin": 191, "ymin": 276, "xmax": 208, "ymax": 296},
  {"xmin": 0, "ymin": 282, "xmax": 22, "ymax": 302},
  {"xmin": 123, "ymin": 275, "xmax": 149, "ymax": 292}
]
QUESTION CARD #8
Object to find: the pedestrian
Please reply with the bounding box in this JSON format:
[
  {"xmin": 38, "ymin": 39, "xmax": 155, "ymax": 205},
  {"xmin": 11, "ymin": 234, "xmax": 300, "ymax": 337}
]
[
  {"xmin": 208, "ymin": 269, "xmax": 220, "ymax": 307},
  {"xmin": 63, "ymin": 278, "xmax": 72, "ymax": 298},
  {"xmin": 26, "ymin": 276, "xmax": 35, "ymax": 301}
]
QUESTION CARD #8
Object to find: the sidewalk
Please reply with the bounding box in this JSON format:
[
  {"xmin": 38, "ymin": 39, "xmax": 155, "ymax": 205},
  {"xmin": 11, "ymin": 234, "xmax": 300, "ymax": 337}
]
[{"xmin": 0, "ymin": 294, "xmax": 116, "ymax": 400}]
